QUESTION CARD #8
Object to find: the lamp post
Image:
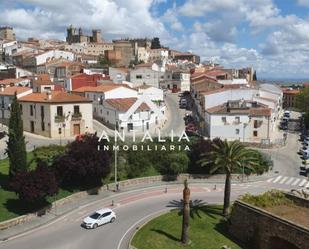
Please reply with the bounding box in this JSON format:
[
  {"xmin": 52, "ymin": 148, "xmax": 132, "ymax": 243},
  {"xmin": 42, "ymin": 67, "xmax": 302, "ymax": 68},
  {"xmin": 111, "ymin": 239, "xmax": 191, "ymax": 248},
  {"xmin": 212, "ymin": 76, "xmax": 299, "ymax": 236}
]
[
  {"xmin": 242, "ymin": 123, "xmax": 248, "ymax": 182},
  {"xmin": 114, "ymin": 138, "xmax": 118, "ymax": 192}
]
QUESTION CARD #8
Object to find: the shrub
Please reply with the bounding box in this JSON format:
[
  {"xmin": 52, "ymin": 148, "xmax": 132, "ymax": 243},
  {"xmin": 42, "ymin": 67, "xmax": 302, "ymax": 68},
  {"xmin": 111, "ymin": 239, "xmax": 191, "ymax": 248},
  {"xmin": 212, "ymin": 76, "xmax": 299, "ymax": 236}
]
[
  {"xmin": 240, "ymin": 190, "xmax": 292, "ymax": 208},
  {"xmin": 53, "ymin": 134, "xmax": 111, "ymax": 189},
  {"xmin": 33, "ymin": 145, "xmax": 66, "ymax": 165},
  {"xmin": 10, "ymin": 161, "xmax": 58, "ymax": 203}
]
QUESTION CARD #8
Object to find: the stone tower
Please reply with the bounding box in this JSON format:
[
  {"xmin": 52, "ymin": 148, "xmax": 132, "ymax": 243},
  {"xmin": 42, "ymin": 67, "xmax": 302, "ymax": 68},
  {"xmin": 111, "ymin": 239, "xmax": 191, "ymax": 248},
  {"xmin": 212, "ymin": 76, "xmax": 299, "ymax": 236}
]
[
  {"xmin": 0, "ymin": 26, "xmax": 16, "ymax": 40},
  {"xmin": 92, "ymin": 29, "xmax": 102, "ymax": 43}
]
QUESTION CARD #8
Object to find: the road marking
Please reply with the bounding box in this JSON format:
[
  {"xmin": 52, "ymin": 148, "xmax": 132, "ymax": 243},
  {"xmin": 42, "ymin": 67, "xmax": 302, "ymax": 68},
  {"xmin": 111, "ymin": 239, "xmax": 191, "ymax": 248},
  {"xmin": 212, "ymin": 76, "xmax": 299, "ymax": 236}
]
[
  {"xmin": 285, "ymin": 177, "xmax": 295, "ymax": 185},
  {"xmin": 273, "ymin": 176, "xmax": 282, "ymax": 183},
  {"xmin": 291, "ymin": 179, "xmax": 301, "ymax": 186},
  {"xmin": 279, "ymin": 176, "xmax": 288, "ymax": 184},
  {"xmin": 305, "ymin": 182, "xmax": 309, "ymax": 188},
  {"xmin": 117, "ymin": 208, "xmax": 170, "ymax": 249},
  {"xmin": 299, "ymin": 179, "xmax": 307, "ymax": 187},
  {"xmin": 267, "ymin": 178, "xmax": 274, "ymax": 183}
]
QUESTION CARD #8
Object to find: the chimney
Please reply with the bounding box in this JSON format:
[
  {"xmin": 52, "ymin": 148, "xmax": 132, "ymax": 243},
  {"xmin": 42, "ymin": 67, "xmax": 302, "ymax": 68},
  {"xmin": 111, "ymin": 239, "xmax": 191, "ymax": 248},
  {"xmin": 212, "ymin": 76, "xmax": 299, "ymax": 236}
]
[{"xmin": 46, "ymin": 91, "xmax": 52, "ymax": 100}]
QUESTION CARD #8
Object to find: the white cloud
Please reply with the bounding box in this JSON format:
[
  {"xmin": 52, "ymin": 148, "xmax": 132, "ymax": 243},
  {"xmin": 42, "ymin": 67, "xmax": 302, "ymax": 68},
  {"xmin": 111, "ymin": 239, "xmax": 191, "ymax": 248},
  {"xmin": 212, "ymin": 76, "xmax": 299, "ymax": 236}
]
[
  {"xmin": 297, "ymin": 0, "xmax": 309, "ymax": 7},
  {"xmin": 0, "ymin": 0, "xmax": 170, "ymax": 40}
]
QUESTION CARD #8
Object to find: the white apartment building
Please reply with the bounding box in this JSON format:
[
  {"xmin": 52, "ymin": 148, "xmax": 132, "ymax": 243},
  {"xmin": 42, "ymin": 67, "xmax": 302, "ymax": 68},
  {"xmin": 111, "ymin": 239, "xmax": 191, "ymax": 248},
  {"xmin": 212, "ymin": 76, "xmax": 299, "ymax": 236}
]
[
  {"xmin": 19, "ymin": 91, "xmax": 93, "ymax": 138},
  {"xmin": 197, "ymin": 84, "xmax": 282, "ymax": 142},
  {"xmin": 0, "ymin": 86, "xmax": 32, "ymax": 123},
  {"xmin": 205, "ymin": 100, "xmax": 272, "ymax": 142},
  {"xmin": 159, "ymin": 70, "xmax": 190, "ymax": 92}
]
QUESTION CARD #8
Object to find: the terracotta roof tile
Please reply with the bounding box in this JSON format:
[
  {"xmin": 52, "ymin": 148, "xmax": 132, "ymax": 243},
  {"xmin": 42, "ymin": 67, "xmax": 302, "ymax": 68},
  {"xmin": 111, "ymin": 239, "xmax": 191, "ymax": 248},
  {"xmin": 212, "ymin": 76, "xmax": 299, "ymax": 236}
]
[
  {"xmin": 19, "ymin": 91, "xmax": 91, "ymax": 103},
  {"xmin": 105, "ymin": 98, "xmax": 149, "ymax": 112},
  {"xmin": 0, "ymin": 86, "xmax": 31, "ymax": 96},
  {"xmin": 0, "ymin": 78, "xmax": 29, "ymax": 85}
]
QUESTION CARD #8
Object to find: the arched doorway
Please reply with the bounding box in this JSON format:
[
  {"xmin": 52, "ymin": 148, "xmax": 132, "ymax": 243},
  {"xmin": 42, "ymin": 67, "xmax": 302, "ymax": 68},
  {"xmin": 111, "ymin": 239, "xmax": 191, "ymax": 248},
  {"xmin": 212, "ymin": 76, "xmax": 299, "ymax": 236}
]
[{"xmin": 268, "ymin": 237, "xmax": 300, "ymax": 249}]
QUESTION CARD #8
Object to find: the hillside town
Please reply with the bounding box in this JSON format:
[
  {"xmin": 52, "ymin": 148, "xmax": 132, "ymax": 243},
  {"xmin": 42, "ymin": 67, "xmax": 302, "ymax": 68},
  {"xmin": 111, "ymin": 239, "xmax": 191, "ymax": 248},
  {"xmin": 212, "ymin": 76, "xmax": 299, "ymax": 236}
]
[
  {"xmin": 1, "ymin": 13, "xmax": 309, "ymax": 249},
  {"xmin": 0, "ymin": 25, "xmax": 286, "ymax": 145}
]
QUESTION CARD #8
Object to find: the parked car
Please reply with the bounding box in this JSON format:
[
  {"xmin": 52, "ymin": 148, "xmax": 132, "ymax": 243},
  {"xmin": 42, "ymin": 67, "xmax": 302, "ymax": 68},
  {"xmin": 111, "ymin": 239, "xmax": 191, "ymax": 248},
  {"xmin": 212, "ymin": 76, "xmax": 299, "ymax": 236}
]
[
  {"xmin": 82, "ymin": 208, "xmax": 116, "ymax": 229},
  {"xmin": 179, "ymin": 98, "xmax": 187, "ymax": 108}
]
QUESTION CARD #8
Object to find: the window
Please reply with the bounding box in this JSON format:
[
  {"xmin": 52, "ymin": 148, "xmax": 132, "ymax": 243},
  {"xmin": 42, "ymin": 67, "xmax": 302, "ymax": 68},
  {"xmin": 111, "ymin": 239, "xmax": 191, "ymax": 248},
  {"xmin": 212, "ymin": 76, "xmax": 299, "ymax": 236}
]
[
  {"xmin": 222, "ymin": 117, "xmax": 227, "ymax": 123},
  {"xmin": 41, "ymin": 106, "xmax": 44, "ymax": 117},
  {"xmin": 235, "ymin": 117, "xmax": 240, "ymax": 123},
  {"xmin": 107, "ymin": 111, "xmax": 109, "ymax": 115},
  {"xmin": 254, "ymin": 120, "xmax": 258, "ymax": 128},
  {"xmin": 20, "ymin": 104, "xmax": 22, "ymax": 114},
  {"xmin": 236, "ymin": 129, "xmax": 240, "ymax": 135},
  {"xmin": 136, "ymin": 75, "xmax": 142, "ymax": 79},
  {"xmin": 73, "ymin": 105, "xmax": 80, "ymax": 114},
  {"xmin": 41, "ymin": 122, "xmax": 45, "ymax": 131},
  {"xmin": 30, "ymin": 105, "xmax": 33, "ymax": 116},
  {"xmin": 253, "ymin": 131, "xmax": 258, "ymax": 137},
  {"xmin": 57, "ymin": 106, "xmax": 63, "ymax": 116}
]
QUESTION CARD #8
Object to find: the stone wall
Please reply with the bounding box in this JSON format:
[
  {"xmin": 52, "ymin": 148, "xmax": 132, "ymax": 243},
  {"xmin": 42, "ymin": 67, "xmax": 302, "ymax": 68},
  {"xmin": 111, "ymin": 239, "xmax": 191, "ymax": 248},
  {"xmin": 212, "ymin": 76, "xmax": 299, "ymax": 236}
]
[{"xmin": 229, "ymin": 197, "xmax": 309, "ymax": 249}]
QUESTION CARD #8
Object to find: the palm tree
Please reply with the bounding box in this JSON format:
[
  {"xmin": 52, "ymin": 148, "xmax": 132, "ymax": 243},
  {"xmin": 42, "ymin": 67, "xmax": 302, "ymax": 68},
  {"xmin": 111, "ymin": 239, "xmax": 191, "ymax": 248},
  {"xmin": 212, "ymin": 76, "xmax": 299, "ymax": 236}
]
[
  {"xmin": 181, "ymin": 179, "xmax": 190, "ymax": 244},
  {"xmin": 199, "ymin": 139, "xmax": 258, "ymax": 217}
]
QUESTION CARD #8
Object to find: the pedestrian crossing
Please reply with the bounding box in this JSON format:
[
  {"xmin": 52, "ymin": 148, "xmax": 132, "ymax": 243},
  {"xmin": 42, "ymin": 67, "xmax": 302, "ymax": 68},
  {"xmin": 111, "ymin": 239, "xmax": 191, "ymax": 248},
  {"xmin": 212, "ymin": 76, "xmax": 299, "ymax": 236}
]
[{"xmin": 267, "ymin": 175, "xmax": 309, "ymax": 188}]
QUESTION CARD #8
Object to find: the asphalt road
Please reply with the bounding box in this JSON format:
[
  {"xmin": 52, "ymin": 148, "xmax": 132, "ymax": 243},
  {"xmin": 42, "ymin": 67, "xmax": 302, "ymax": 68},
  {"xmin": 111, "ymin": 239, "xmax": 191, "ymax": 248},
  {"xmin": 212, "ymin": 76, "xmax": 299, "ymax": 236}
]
[
  {"xmin": 161, "ymin": 93, "xmax": 187, "ymax": 136},
  {"xmin": 0, "ymin": 181, "xmax": 301, "ymax": 249}
]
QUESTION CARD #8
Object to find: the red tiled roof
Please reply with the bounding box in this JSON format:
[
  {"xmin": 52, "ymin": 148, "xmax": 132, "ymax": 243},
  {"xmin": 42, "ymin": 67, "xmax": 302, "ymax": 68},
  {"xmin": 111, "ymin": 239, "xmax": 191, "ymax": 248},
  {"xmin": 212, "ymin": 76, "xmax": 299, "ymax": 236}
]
[
  {"xmin": 19, "ymin": 91, "xmax": 91, "ymax": 103},
  {"xmin": 0, "ymin": 78, "xmax": 29, "ymax": 85},
  {"xmin": 105, "ymin": 98, "xmax": 149, "ymax": 112},
  {"xmin": 0, "ymin": 86, "xmax": 31, "ymax": 96}
]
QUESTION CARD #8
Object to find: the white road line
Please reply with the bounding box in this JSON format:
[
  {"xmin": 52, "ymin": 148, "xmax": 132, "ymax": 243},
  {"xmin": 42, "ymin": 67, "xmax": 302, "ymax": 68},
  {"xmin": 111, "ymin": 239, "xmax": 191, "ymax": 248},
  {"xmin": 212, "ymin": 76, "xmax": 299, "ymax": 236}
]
[
  {"xmin": 285, "ymin": 177, "xmax": 295, "ymax": 185},
  {"xmin": 305, "ymin": 182, "xmax": 309, "ymax": 188},
  {"xmin": 279, "ymin": 176, "xmax": 288, "ymax": 184},
  {"xmin": 267, "ymin": 178, "xmax": 274, "ymax": 183},
  {"xmin": 273, "ymin": 176, "xmax": 282, "ymax": 183},
  {"xmin": 291, "ymin": 179, "xmax": 301, "ymax": 186},
  {"xmin": 299, "ymin": 179, "xmax": 307, "ymax": 187},
  {"xmin": 117, "ymin": 208, "xmax": 170, "ymax": 249}
]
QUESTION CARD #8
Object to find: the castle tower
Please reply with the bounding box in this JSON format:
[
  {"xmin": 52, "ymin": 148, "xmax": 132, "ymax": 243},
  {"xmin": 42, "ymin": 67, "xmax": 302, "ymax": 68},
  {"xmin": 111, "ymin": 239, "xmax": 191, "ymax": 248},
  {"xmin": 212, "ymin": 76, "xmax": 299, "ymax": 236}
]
[
  {"xmin": 0, "ymin": 26, "xmax": 16, "ymax": 40},
  {"xmin": 92, "ymin": 29, "xmax": 102, "ymax": 43}
]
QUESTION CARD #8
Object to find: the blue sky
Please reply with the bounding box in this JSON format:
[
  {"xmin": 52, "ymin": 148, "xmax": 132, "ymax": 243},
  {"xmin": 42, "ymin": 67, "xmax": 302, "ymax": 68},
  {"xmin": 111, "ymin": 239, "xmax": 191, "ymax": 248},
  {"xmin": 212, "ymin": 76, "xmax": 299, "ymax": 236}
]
[{"xmin": 1, "ymin": 0, "xmax": 309, "ymax": 79}]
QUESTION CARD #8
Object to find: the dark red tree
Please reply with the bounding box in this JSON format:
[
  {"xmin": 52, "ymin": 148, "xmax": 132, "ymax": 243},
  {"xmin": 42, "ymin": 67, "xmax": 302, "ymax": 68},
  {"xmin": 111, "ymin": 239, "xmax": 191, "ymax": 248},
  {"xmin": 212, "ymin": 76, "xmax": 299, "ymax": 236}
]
[
  {"xmin": 10, "ymin": 162, "xmax": 58, "ymax": 203},
  {"xmin": 53, "ymin": 134, "xmax": 111, "ymax": 189}
]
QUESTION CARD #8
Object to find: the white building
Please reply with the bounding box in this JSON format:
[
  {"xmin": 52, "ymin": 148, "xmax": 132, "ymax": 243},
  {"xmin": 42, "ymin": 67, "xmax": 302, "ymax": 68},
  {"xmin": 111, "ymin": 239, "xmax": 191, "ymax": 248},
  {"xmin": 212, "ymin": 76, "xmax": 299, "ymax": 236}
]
[
  {"xmin": 137, "ymin": 47, "xmax": 150, "ymax": 63},
  {"xmin": 205, "ymin": 100, "xmax": 272, "ymax": 142},
  {"xmin": 135, "ymin": 85, "xmax": 164, "ymax": 101},
  {"xmin": 147, "ymin": 48, "xmax": 169, "ymax": 62},
  {"xmin": 101, "ymin": 96, "xmax": 165, "ymax": 131},
  {"xmin": 19, "ymin": 91, "xmax": 93, "ymax": 138},
  {"xmin": 108, "ymin": 67, "xmax": 129, "ymax": 84},
  {"xmin": 197, "ymin": 84, "xmax": 282, "ymax": 142},
  {"xmin": 129, "ymin": 66, "xmax": 163, "ymax": 88},
  {"xmin": 0, "ymin": 86, "xmax": 32, "ymax": 123}
]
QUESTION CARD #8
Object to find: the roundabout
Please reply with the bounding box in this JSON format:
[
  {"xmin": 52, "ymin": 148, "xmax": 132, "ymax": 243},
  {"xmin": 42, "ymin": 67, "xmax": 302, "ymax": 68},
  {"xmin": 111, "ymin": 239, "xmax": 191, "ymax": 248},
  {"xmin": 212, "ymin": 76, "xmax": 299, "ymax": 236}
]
[{"xmin": 0, "ymin": 179, "xmax": 300, "ymax": 249}]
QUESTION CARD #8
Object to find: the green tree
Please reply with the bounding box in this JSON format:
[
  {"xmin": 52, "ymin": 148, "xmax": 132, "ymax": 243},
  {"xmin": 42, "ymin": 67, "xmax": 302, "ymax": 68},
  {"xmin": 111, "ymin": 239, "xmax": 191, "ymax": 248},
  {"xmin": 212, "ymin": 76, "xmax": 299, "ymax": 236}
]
[
  {"xmin": 199, "ymin": 140, "xmax": 259, "ymax": 217},
  {"xmin": 181, "ymin": 179, "xmax": 190, "ymax": 244},
  {"xmin": 6, "ymin": 94, "xmax": 27, "ymax": 178},
  {"xmin": 296, "ymin": 87, "xmax": 309, "ymax": 112}
]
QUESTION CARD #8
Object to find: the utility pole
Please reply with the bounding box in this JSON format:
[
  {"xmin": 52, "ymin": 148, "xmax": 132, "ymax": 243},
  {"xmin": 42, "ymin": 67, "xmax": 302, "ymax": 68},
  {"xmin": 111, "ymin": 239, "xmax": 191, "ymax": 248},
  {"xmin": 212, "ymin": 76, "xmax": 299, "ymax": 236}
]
[{"xmin": 115, "ymin": 139, "xmax": 118, "ymax": 192}]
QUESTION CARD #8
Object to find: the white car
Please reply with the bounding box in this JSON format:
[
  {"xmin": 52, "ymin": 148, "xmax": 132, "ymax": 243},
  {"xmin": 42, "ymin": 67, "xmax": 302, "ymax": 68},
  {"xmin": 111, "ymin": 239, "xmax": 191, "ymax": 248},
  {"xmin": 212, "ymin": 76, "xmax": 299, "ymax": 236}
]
[{"xmin": 82, "ymin": 208, "xmax": 116, "ymax": 229}]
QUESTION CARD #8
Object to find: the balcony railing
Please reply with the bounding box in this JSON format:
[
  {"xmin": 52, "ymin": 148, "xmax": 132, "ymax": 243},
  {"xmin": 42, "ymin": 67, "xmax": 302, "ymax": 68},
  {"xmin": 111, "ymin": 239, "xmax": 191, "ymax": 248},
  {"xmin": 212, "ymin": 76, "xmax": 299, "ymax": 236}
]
[
  {"xmin": 55, "ymin": 115, "xmax": 65, "ymax": 123},
  {"xmin": 71, "ymin": 112, "xmax": 82, "ymax": 120}
]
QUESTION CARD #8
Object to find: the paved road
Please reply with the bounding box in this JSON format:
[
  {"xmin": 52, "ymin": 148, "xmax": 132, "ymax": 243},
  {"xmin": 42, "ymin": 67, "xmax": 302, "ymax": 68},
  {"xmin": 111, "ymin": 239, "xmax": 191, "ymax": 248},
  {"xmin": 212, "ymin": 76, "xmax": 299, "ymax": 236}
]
[
  {"xmin": 161, "ymin": 93, "xmax": 186, "ymax": 136},
  {"xmin": 0, "ymin": 180, "xmax": 305, "ymax": 249}
]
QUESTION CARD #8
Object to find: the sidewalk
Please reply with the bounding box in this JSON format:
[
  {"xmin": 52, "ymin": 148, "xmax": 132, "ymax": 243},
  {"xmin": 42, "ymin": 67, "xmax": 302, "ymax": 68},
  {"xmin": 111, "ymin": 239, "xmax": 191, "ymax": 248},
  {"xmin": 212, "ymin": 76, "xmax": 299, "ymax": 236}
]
[{"xmin": 0, "ymin": 174, "xmax": 273, "ymax": 242}]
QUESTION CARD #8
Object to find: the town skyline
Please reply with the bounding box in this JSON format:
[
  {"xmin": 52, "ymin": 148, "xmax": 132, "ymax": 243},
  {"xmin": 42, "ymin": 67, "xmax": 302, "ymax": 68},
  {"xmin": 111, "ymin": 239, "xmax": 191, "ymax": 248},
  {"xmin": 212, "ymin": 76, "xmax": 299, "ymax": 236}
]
[{"xmin": 1, "ymin": 0, "xmax": 309, "ymax": 79}]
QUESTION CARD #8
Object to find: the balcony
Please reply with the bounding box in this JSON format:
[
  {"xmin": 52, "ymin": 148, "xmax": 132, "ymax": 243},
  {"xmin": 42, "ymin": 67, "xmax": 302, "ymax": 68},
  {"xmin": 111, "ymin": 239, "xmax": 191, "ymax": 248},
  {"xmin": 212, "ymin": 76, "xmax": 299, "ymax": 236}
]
[
  {"xmin": 55, "ymin": 115, "xmax": 65, "ymax": 123},
  {"xmin": 71, "ymin": 112, "xmax": 82, "ymax": 120}
]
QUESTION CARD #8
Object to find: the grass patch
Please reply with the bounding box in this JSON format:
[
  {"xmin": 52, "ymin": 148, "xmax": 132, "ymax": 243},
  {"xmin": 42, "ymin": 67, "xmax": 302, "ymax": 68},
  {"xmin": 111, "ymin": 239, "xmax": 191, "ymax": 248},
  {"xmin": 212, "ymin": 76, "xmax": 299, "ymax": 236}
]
[
  {"xmin": 132, "ymin": 205, "xmax": 242, "ymax": 249},
  {"xmin": 0, "ymin": 151, "xmax": 73, "ymax": 223}
]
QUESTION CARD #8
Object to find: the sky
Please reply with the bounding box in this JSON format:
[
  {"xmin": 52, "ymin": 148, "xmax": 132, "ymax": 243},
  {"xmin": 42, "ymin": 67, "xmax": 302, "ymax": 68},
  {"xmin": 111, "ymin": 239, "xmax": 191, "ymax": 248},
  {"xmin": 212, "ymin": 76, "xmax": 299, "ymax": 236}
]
[{"xmin": 1, "ymin": 0, "xmax": 309, "ymax": 79}]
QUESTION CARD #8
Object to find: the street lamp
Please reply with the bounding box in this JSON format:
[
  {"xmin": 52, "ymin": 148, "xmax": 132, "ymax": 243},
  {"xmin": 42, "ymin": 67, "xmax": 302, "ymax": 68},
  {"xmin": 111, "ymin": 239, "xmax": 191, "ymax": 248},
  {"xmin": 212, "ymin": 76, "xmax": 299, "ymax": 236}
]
[
  {"xmin": 114, "ymin": 138, "xmax": 118, "ymax": 192},
  {"xmin": 242, "ymin": 123, "xmax": 248, "ymax": 182}
]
